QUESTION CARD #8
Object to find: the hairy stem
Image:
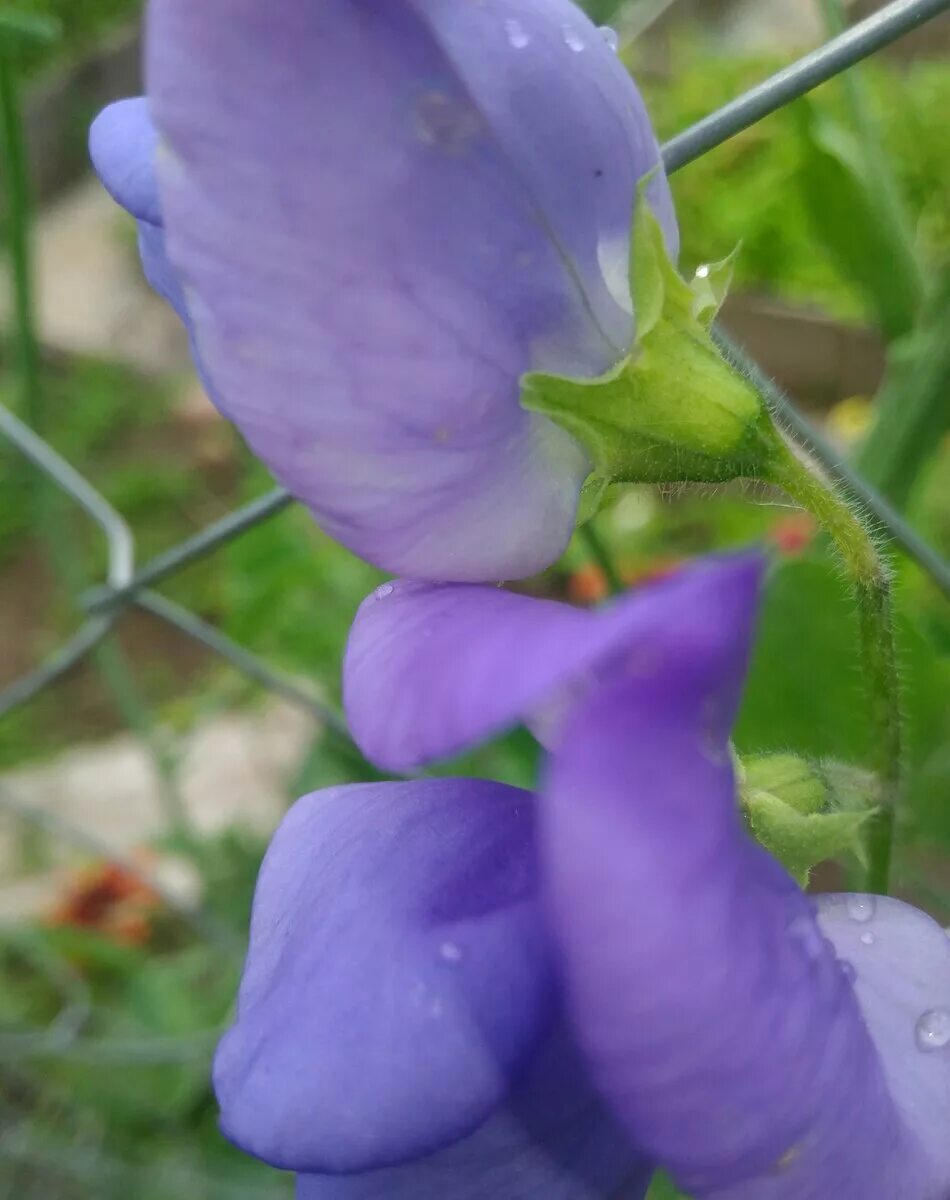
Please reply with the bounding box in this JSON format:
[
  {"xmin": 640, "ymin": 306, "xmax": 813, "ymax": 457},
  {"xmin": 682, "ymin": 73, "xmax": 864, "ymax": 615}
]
[{"xmin": 767, "ymin": 441, "xmax": 901, "ymax": 893}]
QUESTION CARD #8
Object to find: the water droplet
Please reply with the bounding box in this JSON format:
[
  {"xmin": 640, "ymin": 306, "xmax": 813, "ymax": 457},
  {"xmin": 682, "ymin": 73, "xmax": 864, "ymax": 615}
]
[
  {"xmin": 439, "ymin": 940, "xmax": 462, "ymax": 963},
  {"xmin": 414, "ymin": 91, "xmax": 479, "ymax": 153},
  {"xmin": 788, "ymin": 914, "xmax": 825, "ymax": 961},
  {"xmin": 860, "ymin": 930, "xmax": 875, "ymax": 946},
  {"xmin": 846, "ymin": 896, "xmax": 876, "ymax": 924},
  {"xmin": 374, "ymin": 583, "xmax": 394, "ymax": 600},
  {"xmin": 915, "ymin": 1008, "xmax": 950, "ymax": 1051},
  {"xmin": 562, "ymin": 23, "xmax": 585, "ymax": 52},
  {"xmin": 599, "ymin": 25, "xmax": 619, "ymax": 52},
  {"xmin": 695, "ymin": 264, "xmax": 711, "ymax": 279},
  {"xmin": 504, "ymin": 18, "xmax": 530, "ymax": 49},
  {"xmin": 839, "ymin": 959, "xmax": 857, "ymax": 984}
]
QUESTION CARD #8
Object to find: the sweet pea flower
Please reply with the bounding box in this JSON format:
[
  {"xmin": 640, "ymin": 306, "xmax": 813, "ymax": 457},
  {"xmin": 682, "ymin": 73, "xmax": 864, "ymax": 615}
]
[
  {"xmin": 89, "ymin": 0, "xmax": 676, "ymax": 582},
  {"xmin": 215, "ymin": 557, "xmax": 950, "ymax": 1198}
]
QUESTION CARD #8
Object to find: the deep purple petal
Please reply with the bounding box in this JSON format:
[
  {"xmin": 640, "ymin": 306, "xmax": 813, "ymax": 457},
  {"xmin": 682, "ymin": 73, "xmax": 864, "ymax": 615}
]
[
  {"xmin": 344, "ymin": 555, "xmax": 763, "ymax": 771},
  {"xmin": 296, "ymin": 1027, "xmax": 651, "ymax": 1199},
  {"xmin": 89, "ymin": 98, "xmax": 162, "ymax": 227},
  {"xmin": 214, "ymin": 778, "xmax": 556, "ymax": 1174},
  {"xmin": 542, "ymin": 599, "xmax": 945, "ymax": 1197},
  {"xmin": 145, "ymin": 0, "xmax": 673, "ymax": 580}
]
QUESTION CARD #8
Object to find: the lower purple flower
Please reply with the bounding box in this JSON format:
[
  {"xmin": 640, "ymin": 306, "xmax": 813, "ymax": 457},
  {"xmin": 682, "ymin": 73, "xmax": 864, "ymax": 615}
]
[{"xmin": 216, "ymin": 557, "xmax": 950, "ymax": 1197}]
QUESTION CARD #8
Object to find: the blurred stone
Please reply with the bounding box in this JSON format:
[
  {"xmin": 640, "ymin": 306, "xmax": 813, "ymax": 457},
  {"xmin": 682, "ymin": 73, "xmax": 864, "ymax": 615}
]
[
  {"xmin": 0, "ymin": 698, "xmax": 319, "ymax": 918},
  {"xmin": 0, "ymin": 179, "xmax": 190, "ymax": 374},
  {"xmin": 713, "ymin": 0, "xmax": 822, "ymax": 50}
]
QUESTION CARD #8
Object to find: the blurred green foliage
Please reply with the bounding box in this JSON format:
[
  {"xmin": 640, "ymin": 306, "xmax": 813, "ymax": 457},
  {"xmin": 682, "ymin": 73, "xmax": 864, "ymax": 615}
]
[
  {"xmin": 1, "ymin": 6, "xmax": 949, "ymax": 1199},
  {"xmin": 638, "ymin": 43, "xmax": 950, "ymax": 322},
  {"xmin": 0, "ymin": 0, "xmax": 141, "ymax": 73}
]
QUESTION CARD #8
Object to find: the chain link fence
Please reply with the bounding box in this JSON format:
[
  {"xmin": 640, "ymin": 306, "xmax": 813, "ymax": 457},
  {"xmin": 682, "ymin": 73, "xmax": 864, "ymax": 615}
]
[
  {"xmin": 1, "ymin": 2, "xmax": 949, "ymax": 1196},
  {"xmin": 2, "ymin": 0, "xmax": 949, "ymax": 738}
]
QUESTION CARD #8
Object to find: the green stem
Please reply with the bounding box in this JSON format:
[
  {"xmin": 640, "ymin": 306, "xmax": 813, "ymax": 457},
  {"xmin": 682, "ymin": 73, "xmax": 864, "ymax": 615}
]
[
  {"xmin": 579, "ymin": 523, "xmax": 624, "ymax": 596},
  {"xmin": 0, "ymin": 49, "xmax": 189, "ymax": 840},
  {"xmin": 0, "ymin": 51, "xmax": 42, "ymax": 432},
  {"xmin": 767, "ymin": 440, "xmax": 900, "ymax": 894}
]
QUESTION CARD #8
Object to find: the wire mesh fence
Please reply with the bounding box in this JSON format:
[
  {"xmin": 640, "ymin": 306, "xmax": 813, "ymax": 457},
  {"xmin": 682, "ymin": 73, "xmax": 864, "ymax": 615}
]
[
  {"xmin": 1, "ymin": 1, "xmax": 949, "ymax": 1196},
  {"xmin": 2, "ymin": 0, "xmax": 949, "ymax": 732}
]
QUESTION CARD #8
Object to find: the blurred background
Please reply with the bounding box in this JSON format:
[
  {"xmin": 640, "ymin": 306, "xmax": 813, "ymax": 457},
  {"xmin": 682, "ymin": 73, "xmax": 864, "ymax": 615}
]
[{"xmin": 0, "ymin": 0, "xmax": 948, "ymax": 1196}]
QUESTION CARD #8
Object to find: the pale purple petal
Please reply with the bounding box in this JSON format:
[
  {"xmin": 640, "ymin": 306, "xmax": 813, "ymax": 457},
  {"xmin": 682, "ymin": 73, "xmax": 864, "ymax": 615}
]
[
  {"xmin": 345, "ymin": 555, "xmax": 763, "ymax": 771},
  {"xmin": 88, "ymin": 100, "xmax": 197, "ymax": 337},
  {"xmin": 542, "ymin": 585, "xmax": 946, "ymax": 1198},
  {"xmin": 145, "ymin": 0, "xmax": 674, "ymax": 580},
  {"xmin": 89, "ymin": 98, "xmax": 161, "ymax": 227},
  {"xmin": 815, "ymin": 894, "xmax": 950, "ymax": 1192}
]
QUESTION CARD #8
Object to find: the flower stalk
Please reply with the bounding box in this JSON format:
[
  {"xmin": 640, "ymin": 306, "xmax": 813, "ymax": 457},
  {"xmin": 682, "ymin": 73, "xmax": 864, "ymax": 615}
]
[{"xmin": 764, "ymin": 439, "xmax": 901, "ymax": 894}]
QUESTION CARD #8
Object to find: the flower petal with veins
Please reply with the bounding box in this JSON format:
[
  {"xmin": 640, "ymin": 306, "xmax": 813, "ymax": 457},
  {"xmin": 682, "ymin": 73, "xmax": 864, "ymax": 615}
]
[{"xmin": 88, "ymin": 0, "xmax": 677, "ymax": 581}]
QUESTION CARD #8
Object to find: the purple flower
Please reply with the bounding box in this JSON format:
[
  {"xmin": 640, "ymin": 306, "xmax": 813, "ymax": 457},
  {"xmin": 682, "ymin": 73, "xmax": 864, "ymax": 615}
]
[
  {"xmin": 216, "ymin": 557, "xmax": 950, "ymax": 1197},
  {"xmin": 88, "ymin": 0, "xmax": 676, "ymax": 581}
]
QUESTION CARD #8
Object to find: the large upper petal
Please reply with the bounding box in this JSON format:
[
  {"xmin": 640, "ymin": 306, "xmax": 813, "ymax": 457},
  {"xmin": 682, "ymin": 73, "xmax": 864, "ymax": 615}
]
[
  {"xmin": 541, "ymin": 571, "xmax": 950, "ymax": 1198},
  {"xmin": 345, "ymin": 555, "xmax": 763, "ymax": 771},
  {"xmin": 214, "ymin": 776, "xmax": 647, "ymax": 1196},
  {"xmin": 145, "ymin": 0, "xmax": 675, "ymax": 581}
]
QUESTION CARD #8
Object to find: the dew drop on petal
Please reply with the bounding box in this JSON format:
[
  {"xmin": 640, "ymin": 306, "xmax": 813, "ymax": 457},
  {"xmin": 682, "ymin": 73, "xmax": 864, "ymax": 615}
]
[
  {"xmin": 504, "ymin": 18, "xmax": 530, "ymax": 49},
  {"xmin": 695, "ymin": 264, "xmax": 711, "ymax": 279},
  {"xmin": 414, "ymin": 92, "xmax": 479, "ymax": 153},
  {"xmin": 439, "ymin": 940, "xmax": 463, "ymax": 963},
  {"xmin": 599, "ymin": 25, "xmax": 619, "ymax": 52},
  {"xmin": 860, "ymin": 930, "xmax": 875, "ymax": 946},
  {"xmin": 374, "ymin": 583, "xmax": 394, "ymax": 600},
  {"xmin": 846, "ymin": 895, "xmax": 876, "ymax": 924},
  {"xmin": 915, "ymin": 1008, "xmax": 950, "ymax": 1051},
  {"xmin": 562, "ymin": 23, "xmax": 585, "ymax": 52}
]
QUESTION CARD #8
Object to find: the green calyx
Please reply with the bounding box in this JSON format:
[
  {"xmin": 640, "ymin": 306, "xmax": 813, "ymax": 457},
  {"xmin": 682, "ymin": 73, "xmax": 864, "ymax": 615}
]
[
  {"xmin": 521, "ymin": 183, "xmax": 779, "ymax": 492},
  {"xmin": 739, "ymin": 753, "xmax": 879, "ymax": 886}
]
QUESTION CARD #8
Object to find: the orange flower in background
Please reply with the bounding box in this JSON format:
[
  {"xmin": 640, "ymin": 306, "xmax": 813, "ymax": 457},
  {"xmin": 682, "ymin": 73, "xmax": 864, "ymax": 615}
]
[
  {"xmin": 47, "ymin": 855, "xmax": 160, "ymax": 945},
  {"xmin": 622, "ymin": 556, "xmax": 682, "ymax": 587},
  {"xmin": 567, "ymin": 556, "xmax": 683, "ymax": 607},
  {"xmin": 768, "ymin": 512, "xmax": 818, "ymax": 557},
  {"xmin": 566, "ymin": 563, "xmax": 610, "ymax": 606}
]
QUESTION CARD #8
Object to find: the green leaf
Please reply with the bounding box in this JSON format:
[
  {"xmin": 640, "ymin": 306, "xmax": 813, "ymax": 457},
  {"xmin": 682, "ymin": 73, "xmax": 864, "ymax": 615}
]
[
  {"xmin": 739, "ymin": 751, "xmax": 879, "ymax": 882},
  {"xmin": 743, "ymin": 790, "xmax": 873, "ymax": 885},
  {"xmin": 0, "ymin": 10, "xmax": 61, "ymax": 45},
  {"xmin": 742, "ymin": 753, "xmax": 830, "ymax": 816},
  {"xmin": 647, "ymin": 1170, "xmax": 693, "ymax": 1200},
  {"xmin": 577, "ymin": 0, "xmax": 627, "ymax": 23},
  {"xmin": 689, "ymin": 248, "xmax": 739, "ymax": 329},
  {"xmin": 628, "ymin": 175, "xmax": 694, "ymax": 338},
  {"xmin": 856, "ymin": 265, "xmax": 950, "ymax": 510},
  {"xmin": 795, "ymin": 103, "xmax": 923, "ymax": 342},
  {"xmin": 522, "ymin": 190, "xmax": 778, "ymax": 489}
]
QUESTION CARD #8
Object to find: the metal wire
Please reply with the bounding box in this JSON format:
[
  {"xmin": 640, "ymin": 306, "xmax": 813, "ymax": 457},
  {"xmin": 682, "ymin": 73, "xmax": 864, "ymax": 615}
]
[
  {"xmin": 1, "ymin": 0, "xmax": 949, "ymax": 724},
  {"xmin": 661, "ymin": 0, "xmax": 950, "ymax": 172},
  {"xmin": 714, "ymin": 331, "xmax": 950, "ymax": 598}
]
